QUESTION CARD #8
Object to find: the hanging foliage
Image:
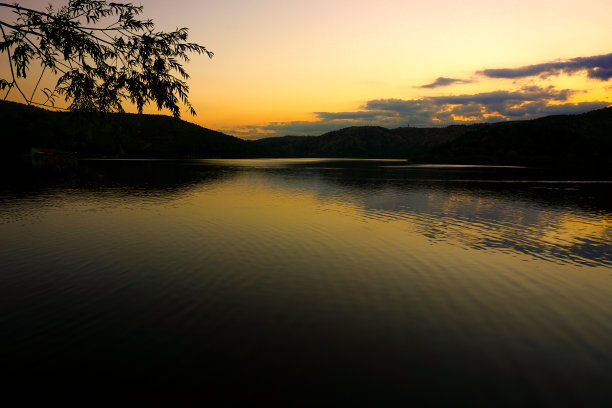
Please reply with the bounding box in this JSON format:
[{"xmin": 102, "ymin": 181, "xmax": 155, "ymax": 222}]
[{"xmin": 0, "ymin": 0, "xmax": 213, "ymax": 117}]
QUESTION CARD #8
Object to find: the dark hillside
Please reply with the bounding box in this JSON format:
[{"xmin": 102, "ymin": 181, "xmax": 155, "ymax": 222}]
[
  {"xmin": 254, "ymin": 135, "xmax": 318, "ymax": 156},
  {"xmin": 255, "ymin": 108, "xmax": 612, "ymax": 170},
  {"xmin": 3, "ymin": 100, "xmax": 611, "ymax": 169},
  {"xmin": 391, "ymin": 125, "xmax": 483, "ymax": 154},
  {"xmin": 0, "ymin": 101, "xmax": 266, "ymax": 158},
  {"xmin": 421, "ymin": 107, "xmax": 612, "ymax": 170},
  {"xmin": 255, "ymin": 125, "xmax": 477, "ymax": 158}
]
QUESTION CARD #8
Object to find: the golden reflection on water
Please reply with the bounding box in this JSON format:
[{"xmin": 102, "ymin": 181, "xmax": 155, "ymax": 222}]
[
  {"xmin": 2, "ymin": 165, "xmax": 610, "ymax": 271},
  {"xmin": 2, "ymin": 159, "xmax": 612, "ymax": 405},
  {"xmin": 167, "ymin": 171, "xmax": 609, "ymax": 268},
  {"xmin": 170, "ymin": 174, "xmax": 612, "ymax": 340},
  {"xmin": 538, "ymin": 215, "xmax": 611, "ymax": 247}
]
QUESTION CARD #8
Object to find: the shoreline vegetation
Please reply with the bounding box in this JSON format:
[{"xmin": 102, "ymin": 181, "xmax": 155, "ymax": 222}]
[{"xmin": 2, "ymin": 100, "xmax": 611, "ymax": 171}]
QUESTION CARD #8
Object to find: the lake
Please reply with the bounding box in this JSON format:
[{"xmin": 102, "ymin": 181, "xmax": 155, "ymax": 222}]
[{"xmin": 2, "ymin": 158, "xmax": 611, "ymax": 406}]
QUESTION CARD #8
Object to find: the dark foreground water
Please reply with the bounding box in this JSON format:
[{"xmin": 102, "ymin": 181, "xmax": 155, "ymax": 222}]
[{"xmin": 2, "ymin": 159, "xmax": 611, "ymax": 406}]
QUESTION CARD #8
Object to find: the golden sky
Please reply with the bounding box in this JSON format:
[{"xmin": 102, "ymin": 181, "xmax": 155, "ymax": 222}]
[{"xmin": 2, "ymin": 0, "xmax": 612, "ymax": 138}]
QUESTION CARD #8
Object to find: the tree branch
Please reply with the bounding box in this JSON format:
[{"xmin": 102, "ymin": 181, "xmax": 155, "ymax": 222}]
[
  {"xmin": 0, "ymin": 20, "xmax": 44, "ymax": 37},
  {"xmin": 0, "ymin": 23, "xmax": 28, "ymax": 103},
  {"xmin": 29, "ymin": 64, "xmax": 45, "ymax": 103},
  {"xmin": 3, "ymin": 83, "xmax": 13, "ymax": 101},
  {"xmin": 0, "ymin": 3, "xmax": 56, "ymax": 19},
  {"xmin": 1, "ymin": 0, "xmax": 212, "ymax": 117}
]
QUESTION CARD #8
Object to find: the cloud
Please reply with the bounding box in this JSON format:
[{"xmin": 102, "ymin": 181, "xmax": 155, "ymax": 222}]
[
  {"xmin": 363, "ymin": 87, "xmax": 573, "ymax": 116},
  {"xmin": 227, "ymin": 112, "xmax": 415, "ymax": 139},
  {"xmin": 225, "ymin": 52, "xmax": 612, "ymax": 138},
  {"xmin": 478, "ymin": 52, "xmax": 612, "ymax": 81},
  {"xmin": 500, "ymin": 101, "xmax": 611, "ymax": 118},
  {"xmin": 227, "ymin": 86, "xmax": 609, "ymax": 138},
  {"xmin": 225, "ymin": 51, "xmax": 612, "ymax": 139},
  {"xmin": 226, "ymin": 121, "xmax": 356, "ymax": 139},
  {"xmin": 313, "ymin": 111, "xmax": 384, "ymax": 120},
  {"xmin": 429, "ymin": 86, "xmax": 573, "ymax": 104},
  {"xmin": 418, "ymin": 77, "xmax": 475, "ymax": 89},
  {"xmin": 259, "ymin": 121, "xmax": 352, "ymax": 135},
  {"xmin": 356, "ymin": 86, "xmax": 597, "ymax": 126}
]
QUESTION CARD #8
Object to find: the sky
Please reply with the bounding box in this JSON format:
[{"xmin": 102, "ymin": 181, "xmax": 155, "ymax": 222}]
[{"xmin": 2, "ymin": 0, "xmax": 612, "ymax": 138}]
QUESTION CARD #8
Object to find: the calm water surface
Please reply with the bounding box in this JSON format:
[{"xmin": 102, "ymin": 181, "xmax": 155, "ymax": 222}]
[{"xmin": 2, "ymin": 159, "xmax": 611, "ymax": 405}]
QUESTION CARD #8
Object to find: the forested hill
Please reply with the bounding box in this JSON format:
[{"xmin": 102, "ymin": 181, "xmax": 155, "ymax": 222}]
[
  {"xmin": 255, "ymin": 107, "xmax": 612, "ymax": 169},
  {"xmin": 254, "ymin": 125, "xmax": 482, "ymax": 158},
  {"xmin": 3, "ymin": 100, "xmax": 611, "ymax": 170},
  {"xmin": 0, "ymin": 100, "xmax": 266, "ymax": 158},
  {"xmin": 418, "ymin": 107, "xmax": 612, "ymax": 169}
]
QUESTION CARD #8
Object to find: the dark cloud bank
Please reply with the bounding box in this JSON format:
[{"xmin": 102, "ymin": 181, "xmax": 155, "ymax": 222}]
[
  {"xmin": 232, "ymin": 53, "xmax": 612, "ymax": 138},
  {"xmin": 418, "ymin": 52, "xmax": 612, "ymax": 89},
  {"xmin": 233, "ymin": 86, "xmax": 608, "ymax": 138},
  {"xmin": 479, "ymin": 52, "xmax": 612, "ymax": 81}
]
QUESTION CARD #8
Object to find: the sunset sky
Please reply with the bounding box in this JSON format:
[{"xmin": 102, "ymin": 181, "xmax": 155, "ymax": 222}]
[{"xmin": 3, "ymin": 0, "xmax": 612, "ymax": 138}]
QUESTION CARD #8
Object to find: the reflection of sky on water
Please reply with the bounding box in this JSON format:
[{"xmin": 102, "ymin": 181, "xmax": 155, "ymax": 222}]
[
  {"xmin": 242, "ymin": 162, "xmax": 612, "ymax": 268},
  {"xmin": 1, "ymin": 159, "xmax": 610, "ymax": 269},
  {"xmin": 2, "ymin": 159, "xmax": 611, "ymax": 406}
]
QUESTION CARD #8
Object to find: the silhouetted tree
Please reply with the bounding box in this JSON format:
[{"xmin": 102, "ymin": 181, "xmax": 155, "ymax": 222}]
[{"xmin": 0, "ymin": 0, "xmax": 212, "ymax": 117}]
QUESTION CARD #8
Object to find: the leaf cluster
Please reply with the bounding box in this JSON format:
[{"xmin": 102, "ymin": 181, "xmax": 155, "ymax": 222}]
[{"xmin": 0, "ymin": 0, "xmax": 212, "ymax": 117}]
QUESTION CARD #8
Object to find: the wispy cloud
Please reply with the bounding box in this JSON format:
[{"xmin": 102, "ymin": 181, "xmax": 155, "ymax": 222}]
[
  {"xmin": 314, "ymin": 111, "xmax": 384, "ymax": 120},
  {"xmin": 227, "ymin": 115, "xmax": 411, "ymax": 139},
  {"xmin": 478, "ymin": 53, "xmax": 612, "ymax": 80},
  {"xmin": 225, "ymin": 52, "xmax": 612, "ymax": 138},
  {"xmin": 225, "ymin": 121, "xmax": 362, "ymax": 139},
  {"xmin": 418, "ymin": 77, "xmax": 475, "ymax": 89},
  {"xmin": 228, "ymin": 85, "xmax": 609, "ymax": 138}
]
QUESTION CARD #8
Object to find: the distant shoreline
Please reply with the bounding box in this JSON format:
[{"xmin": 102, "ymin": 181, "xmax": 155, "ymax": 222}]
[{"xmin": 2, "ymin": 100, "xmax": 611, "ymax": 172}]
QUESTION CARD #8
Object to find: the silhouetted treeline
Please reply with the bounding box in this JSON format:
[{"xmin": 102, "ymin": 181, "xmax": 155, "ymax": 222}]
[
  {"xmin": 254, "ymin": 125, "xmax": 477, "ymax": 158},
  {"xmin": 2, "ymin": 100, "xmax": 611, "ymax": 170},
  {"xmin": 255, "ymin": 108, "xmax": 612, "ymax": 170},
  {"xmin": 0, "ymin": 101, "xmax": 266, "ymax": 158},
  {"xmin": 417, "ymin": 108, "xmax": 612, "ymax": 170}
]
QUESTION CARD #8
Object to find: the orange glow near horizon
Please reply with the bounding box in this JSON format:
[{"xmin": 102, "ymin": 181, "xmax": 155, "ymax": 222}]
[{"xmin": 2, "ymin": 0, "xmax": 612, "ymax": 138}]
